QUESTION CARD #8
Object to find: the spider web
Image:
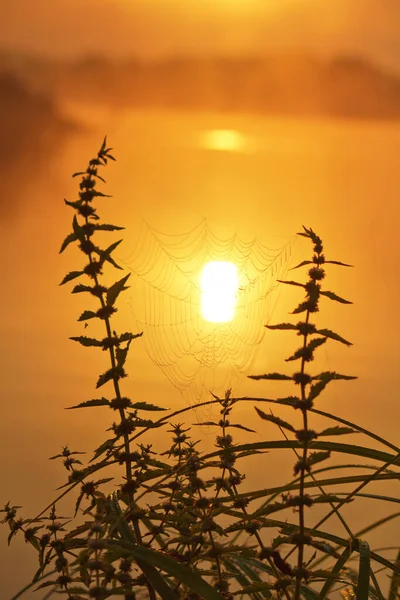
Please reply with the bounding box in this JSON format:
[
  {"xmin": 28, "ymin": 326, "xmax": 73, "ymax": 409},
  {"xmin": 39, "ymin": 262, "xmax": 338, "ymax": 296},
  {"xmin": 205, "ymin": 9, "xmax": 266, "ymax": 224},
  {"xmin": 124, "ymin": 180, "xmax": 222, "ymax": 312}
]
[{"xmin": 118, "ymin": 219, "xmax": 293, "ymax": 411}]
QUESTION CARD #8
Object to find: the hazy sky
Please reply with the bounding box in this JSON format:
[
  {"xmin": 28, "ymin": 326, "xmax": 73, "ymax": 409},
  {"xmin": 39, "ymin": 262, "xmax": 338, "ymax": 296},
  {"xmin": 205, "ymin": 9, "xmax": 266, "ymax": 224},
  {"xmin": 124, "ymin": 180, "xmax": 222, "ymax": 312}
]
[{"xmin": 1, "ymin": 0, "xmax": 400, "ymax": 71}]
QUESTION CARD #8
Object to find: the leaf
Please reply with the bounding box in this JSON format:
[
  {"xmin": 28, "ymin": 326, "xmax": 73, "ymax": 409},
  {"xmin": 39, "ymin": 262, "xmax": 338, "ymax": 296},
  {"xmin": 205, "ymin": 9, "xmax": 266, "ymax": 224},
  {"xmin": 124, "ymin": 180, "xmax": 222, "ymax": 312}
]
[
  {"xmin": 319, "ymin": 427, "xmax": 357, "ymax": 437},
  {"xmin": 106, "ymin": 273, "xmax": 131, "ymax": 307},
  {"xmin": 66, "ymin": 398, "xmax": 110, "ymax": 409},
  {"xmin": 320, "ymin": 290, "xmax": 352, "ymax": 304},
  {"xmin": 100, "ymin": 136, "xmax": 107, "ymax": 153},
  {"xmin": 59, "ymin": 232, "xmax": 77, "ymax": 254},
  {"xmin": 95, "ymin": 223, "xmax": 125, "ymax": 231},
  {"xmin": 228, "ymin": 423, "xmax": 257, "ymax": 433},
  {"xmin": 60, "ymin": 271, "xmax": 84, "ymax": 285},
  {"xmin": 276, "ymin": 396, "xmax": 301, "ymax": 407},
  {"xmin": 64, "ymin": 198, "xmax": 82, "ymax": 209},
  {"xmin": 308, "ymin": 337, "xmax": 328, "ymax": 352},
  {"xmin": 277, "ymin": 279, "xmax": 305, "ymax": 288},
  {"xmin": 69, "ymin": 336, "xmax": 103, "ymax": 347},
  {"xmin": 91, "ymin": 190, "xmax": 112, "ymax": 198},
  {"xmin": 131, "ymin": 402, "xmax": 168, "ymax": 411},
  {"xmin": 90, "ymin": 438, "xmax": 116, "ymax": 462},
  {"xmin": 248, "ymin": 373, "xmax": 292, "ymax": 381},
  {"xmin": 286, "ymin": 337, "xmax": 327, "ymax": 362},
  {"xmin": 325, "ymin": 260, "xmax": 353, "ymax": 267},
  {"xmin": 98, "ymin": 239, "xmax": 123, "ymax": 265},
  {"xmin": 308, "ymin": 451, "xmax": 331, "ymax": 467},
  {"xmin": 315, "ymin": 328, "xmax": 352, "ymax": 346},
  {"xmin": 78, "ymin": 310, "xmax": 97, "ymax": 321},
  {"xmin": 116, "ymin": 342, "xmax": 131, "ymax": 369},
  {"xmin": 120, "ymin": 331, "xmax": 137, "ymax": 342},
  {"xmin": 105, "ymin": 253, "xmax": 123, "ymax": 270},
  {"xmin": 356, "ymin": 540, "xmax": 370, "ymax": 600},
  {"xmin": 72, "ymin": 214, "xmax": 85, "ymax": 242},
  {"xmin": 312, "ymin": 371, "xmax": 357, "ymax": 381},
  {"xmin": 291, "ymin": 301, "xmax": 310, "ymax": 314},
  {"xmin": 71, "ymin": 283, "xmax": 94, "ymax": 294},
  {"xmin": 97, "ymin": 368, "xmax": 124, "ymax": 388},
  {"xmin": 64, "ymin": 522, "xmax": 93, "ymax": 540},
  {"xmin": 35, "ymin": 580, "xmax": 57, "ymax": 590},
  {"xmin": 255, "ymin": 407, "xmax": 295, "ymax": 432},
  {"xmin": 130, "ymin": 418, "xmax": 162, "ymax": 429},
  {"xmin": 290, "ymin": 260, "xmax": 313, "ymax": 270},
  {"xmin": 266, "ymin": 323, "xmax": 299, "ymax": 331},
  {"xmin": 298, "ymin": 226, "xmax": 321, "ymax": 245}
]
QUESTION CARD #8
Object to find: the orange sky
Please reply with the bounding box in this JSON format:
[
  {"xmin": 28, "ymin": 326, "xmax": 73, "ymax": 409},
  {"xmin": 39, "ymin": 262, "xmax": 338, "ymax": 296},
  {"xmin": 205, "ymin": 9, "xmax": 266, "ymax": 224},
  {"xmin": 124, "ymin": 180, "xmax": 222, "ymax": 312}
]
[{"xmin": 1, "ymin": 0, "xmax": 400, "ymax": 71}]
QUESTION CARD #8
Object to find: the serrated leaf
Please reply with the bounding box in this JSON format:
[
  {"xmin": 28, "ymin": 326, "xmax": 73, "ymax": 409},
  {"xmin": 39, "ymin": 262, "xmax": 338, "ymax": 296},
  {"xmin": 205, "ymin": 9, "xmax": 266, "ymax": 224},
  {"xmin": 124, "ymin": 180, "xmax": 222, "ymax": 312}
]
[
  {"xmin": 290, "ymin": 260, "xmax": 313, "ymax": 270},
  {"xmin": 312, "ymin": 371, "xmax": 357, "ymax": 381},
  {"xmin": 286, "ymin": 337, "xmax": 327, "ymax": 362},
  {"xmin": 308, "ymin": 337, "xmax": 328, "ymax": 351},
  {"xmin": 98, "ymin": 239, "xmax": 123, "ymax": 265},
  {"xmin": 64, "ymin": 198, "xmax": 83, "ymax": 209},
  {"xmin": 116, "ymin": 343, "xmax": 130, "ymax": 369},
  {"xmin": 130, "ymin": 418, "xmax": 162, "ymax": 428},
  {"xmin": 255, "ymin": 407, "xmax": 295, "ymax": 432},
  {"xmin": 105, "ymin": 253, "xmax": 123, "ymax": 270},
  {"xmin": 96, "ymin": 368, "xmax": 118, "ymax": 388},
  {"xmin": 90, "ymin": 438, "xmax": 116, "ymax": 462},
  {"xmin": 266, "ymin": 323, "xmax": 298, "ymax": 331},
  {"xmin": 308, "ymin": 451, "xmax": 331, "ymax": 467},
  {"xmin": 71, "ymin": 283, "xmax": 94, "ymax": 294},
  {"xmin": 276, "ymin": 396, "xmax": 301, "ymax": 407},
  {"xmin": 66, "ymin": 398, "xmax": 110, "ymax": 409},
  {"xmin": 320, "ymin": 290, "xmax": 352, "ymax": 304},
  {"xmin": 315, "ymin": 328, "xmax": 352, "ymax": 346},
  {"xmin": 95, "ymin": 223, "xmax": 125, "ymax": 231},
  {"xmin": 319, "ymin": 427, "xmax": 357, "ymax": 436},
  {"xmin": 69, "ymin": 336, "xmax": 103, "ymax": 347},
  {"xmin": 59, "ymin": 232, "xmax": 77, "ymax": 253},
  {"xmin": 91, "ymin": 190, "xmax": 111, "ymax": 198},
  {"xmin": 291, "ymin": 301, "xmax": 309, "ymax": 314},
  {"xmin": 277, "ymin": 279, "xmax": 305, "ymax": 288},
  {"xmin": 249, "ymin": 373, "xmax": 292, "ymax": 381},
  {"xmin": 325, "ymin": 260, "xmax": 353, "ymax": 267},
  {"xmin": 107, "ymin": 273, "xmax": 131, "ymax": 307},
  {"xmin": 26, "ymin": 535, "xmax": 41, "ymax": 552},
  {"xmin": 72, "ymin": 214, "xmax": 85, "ymax": 242},
  {"xmin": 119, "ymin": 331, "xmax": 135, "ymax": 342},
  {"xmin": 35, "ymin": 580, "xmax": 57, "ymax": 590},
  {"xmin": 228, "ymin": 423, "xmax": 257, "ymax": 433},
  {"xmin": 131, "ymin": 402, "xmax": 168, "ymax": 411},
  {"xmin": 74, "ymin": 492, "xmax": 85, "ymax": 517},
  {"xmin": 308, "ymin": 379, "xmax": 330, "ymax": 401},
  {"xmin": 64, "ymin": 522, "xmax": 93, "ymax": 539},
  {"xmin": 60, "ymin": 271, "xmax": 84, "ymax": 286},
  {"xmin": 78, "ymin": 310, "xmax": 97, "ymax": 321}
]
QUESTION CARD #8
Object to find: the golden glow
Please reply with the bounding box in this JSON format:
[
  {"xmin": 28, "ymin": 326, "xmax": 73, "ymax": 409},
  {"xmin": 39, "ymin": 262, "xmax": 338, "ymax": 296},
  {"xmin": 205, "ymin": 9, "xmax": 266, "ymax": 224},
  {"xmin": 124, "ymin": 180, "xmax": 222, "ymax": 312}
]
[
  {"xmin": 200, "ymin": 261, "xmax": 239, "ymax": 323},
  {"xmin": 199, "ymin": 129, "xmax": 252, "ymax": 153}
]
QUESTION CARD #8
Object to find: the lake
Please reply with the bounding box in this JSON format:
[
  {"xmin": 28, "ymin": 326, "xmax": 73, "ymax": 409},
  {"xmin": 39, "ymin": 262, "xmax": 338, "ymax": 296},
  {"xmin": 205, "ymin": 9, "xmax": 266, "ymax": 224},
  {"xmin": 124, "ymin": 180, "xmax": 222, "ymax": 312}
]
[{"xmin": 1, "ymin": 107, "xmax": 399, "ymax": 597}]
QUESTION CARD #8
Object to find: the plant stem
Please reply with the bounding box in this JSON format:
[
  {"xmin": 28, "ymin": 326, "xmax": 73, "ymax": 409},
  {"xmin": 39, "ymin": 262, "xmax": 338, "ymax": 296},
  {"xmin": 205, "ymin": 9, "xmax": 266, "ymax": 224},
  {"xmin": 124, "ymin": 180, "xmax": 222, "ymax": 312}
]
[{"xmin": 295, "ymin": 309, "xmax": 310, "ymax": 600}]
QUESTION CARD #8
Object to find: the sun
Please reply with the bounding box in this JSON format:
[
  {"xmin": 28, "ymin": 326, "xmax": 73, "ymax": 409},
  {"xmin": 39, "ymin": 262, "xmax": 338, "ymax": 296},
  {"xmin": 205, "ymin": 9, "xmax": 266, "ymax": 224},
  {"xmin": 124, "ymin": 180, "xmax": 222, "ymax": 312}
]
[{"xmin": 200, "ymin": 261, "xmax": 239, "ymax": 323}]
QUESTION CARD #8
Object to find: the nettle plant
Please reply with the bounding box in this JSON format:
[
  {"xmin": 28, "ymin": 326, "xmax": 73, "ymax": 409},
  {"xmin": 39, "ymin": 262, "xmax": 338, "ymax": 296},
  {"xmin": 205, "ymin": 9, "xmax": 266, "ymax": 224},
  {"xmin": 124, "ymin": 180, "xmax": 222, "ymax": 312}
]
[{"xmin": 2, "ymin": 139, "xmax": 400, "ymax": 600}]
